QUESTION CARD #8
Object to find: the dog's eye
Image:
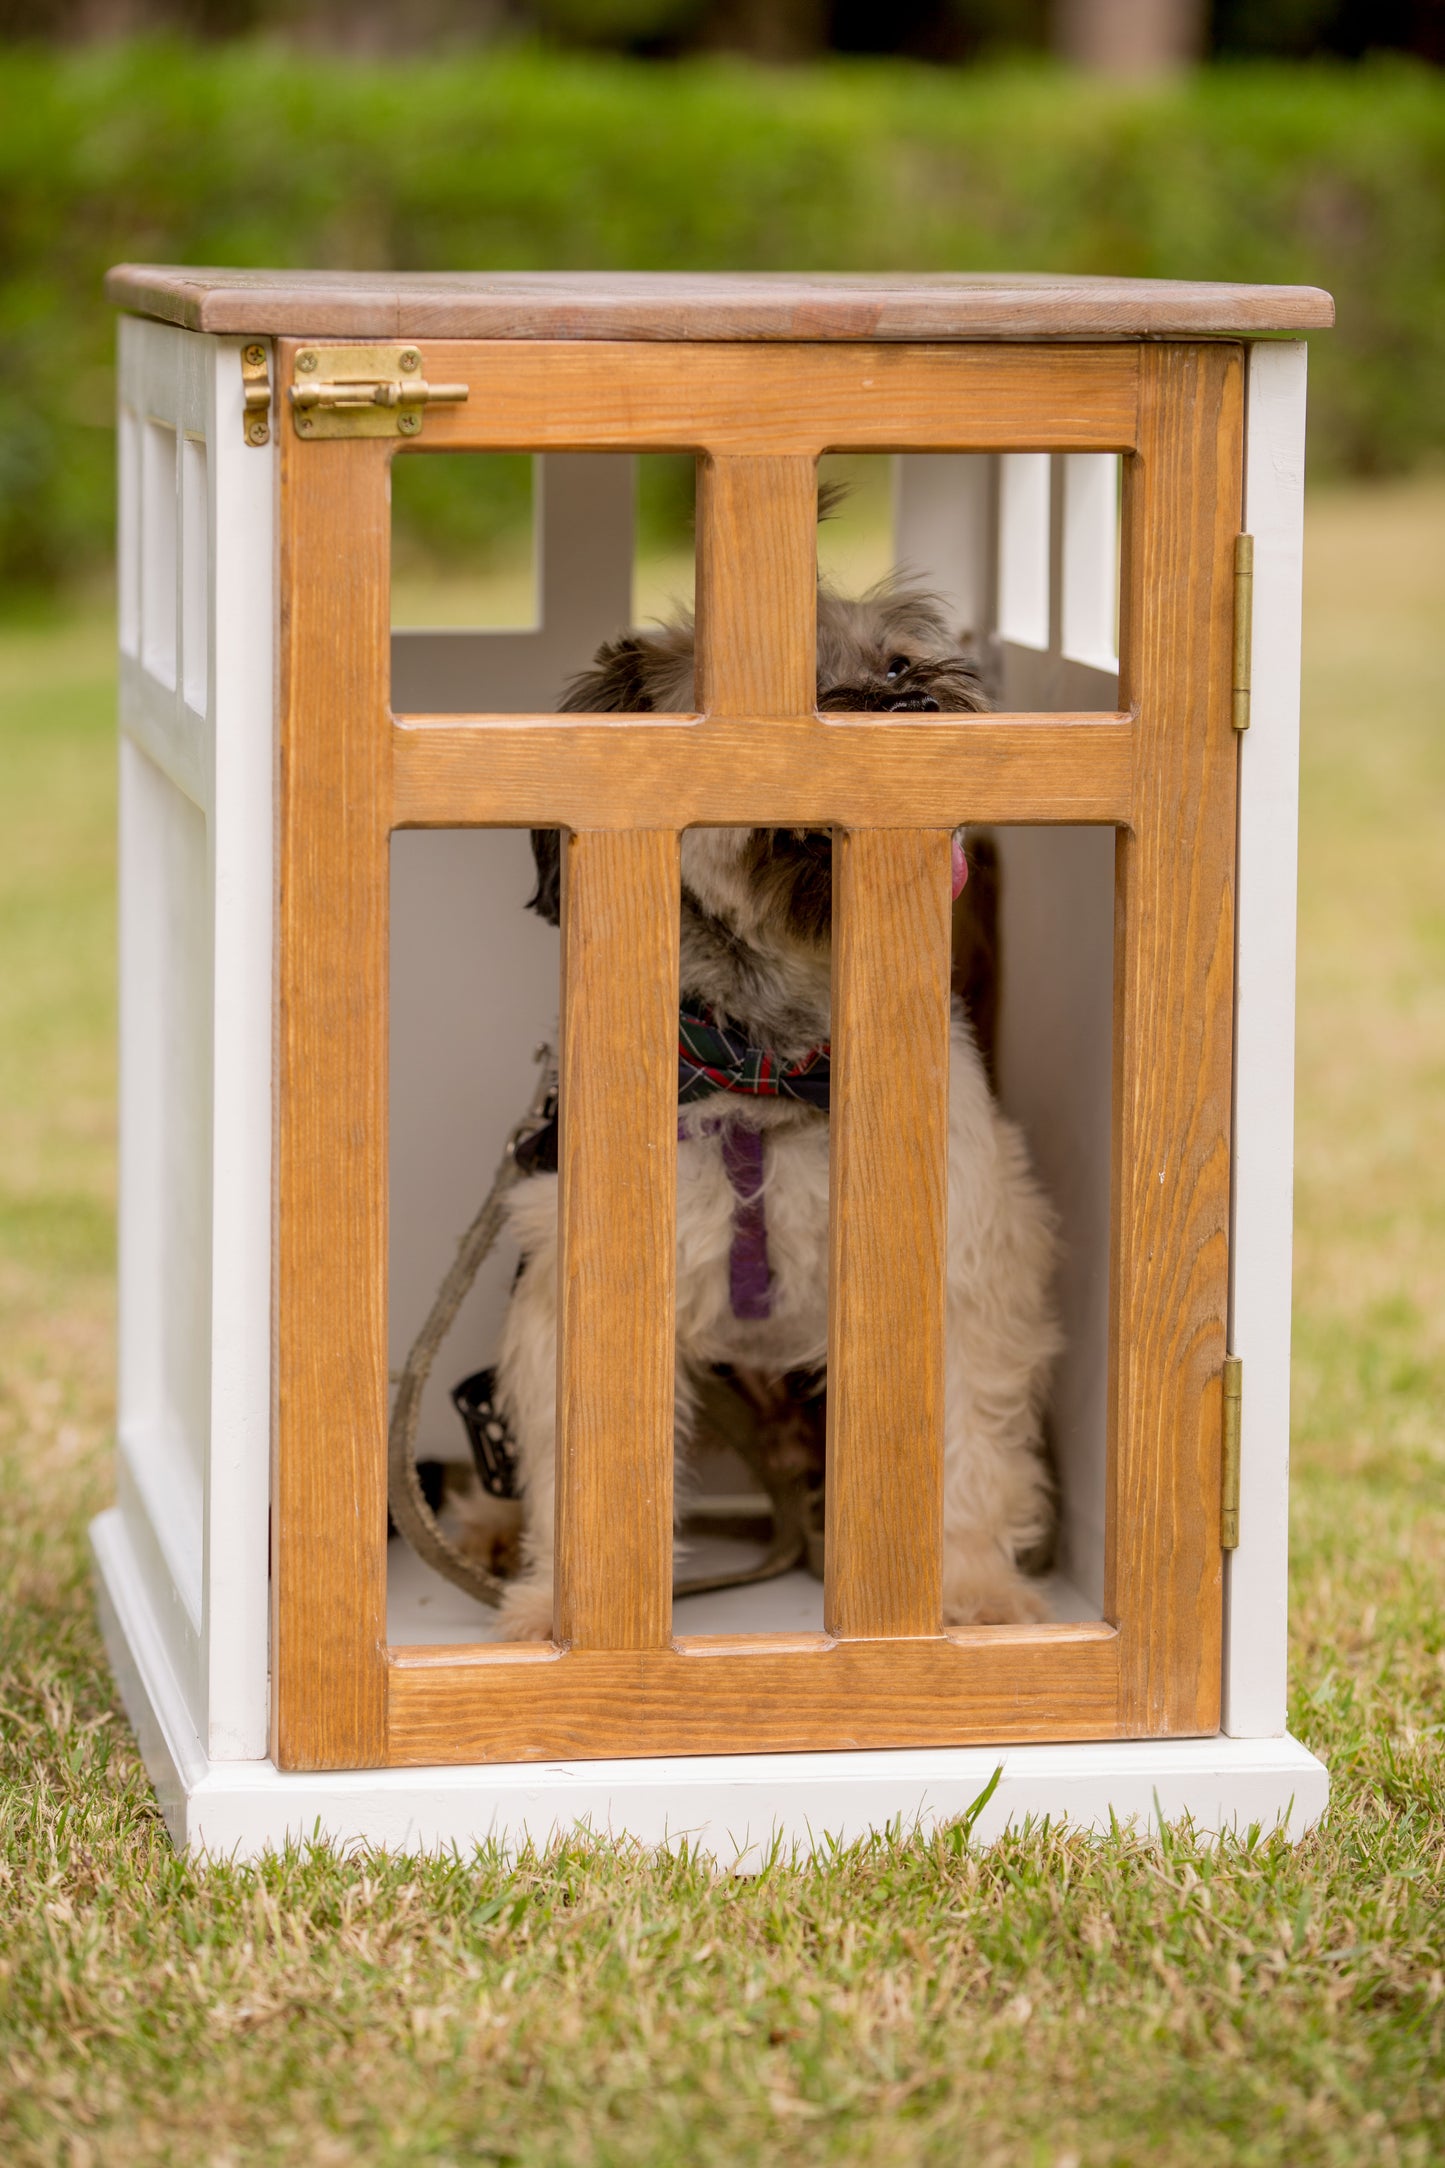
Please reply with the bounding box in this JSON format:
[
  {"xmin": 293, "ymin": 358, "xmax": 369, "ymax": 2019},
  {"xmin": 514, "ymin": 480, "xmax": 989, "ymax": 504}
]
[{"xmin": 885, "ymin": 655, "xmax": 910, "ymax": 680}]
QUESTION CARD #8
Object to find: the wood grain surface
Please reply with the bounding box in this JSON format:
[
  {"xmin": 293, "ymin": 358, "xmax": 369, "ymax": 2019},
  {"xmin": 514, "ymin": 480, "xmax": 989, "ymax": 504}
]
[
  {"xmin": 272, "ymin": 406, "xmax": 392, "ymax": 1771},
  {"xmin": 697, "ymin": 457, "xmax": 816, "ymax": 715},
  {"xmin": 385, "ymin": 1625, "xmax": 1121, "ymax": 1765},
  {"xmin": 338, "ymin": 342, "xmax": 1141, "ymax": 456},
  {"xmin": 555, "ymin": 831, "xmax": 680, "ymax": 1650},
  {"xmin": 106, "ymin": 265, "xmax": 1335, "ymax": 340},
  {"xmin": 826, "ymin": 830, "xmax": 953, "ymax": 1638},
  {"xmin": 1106, "ymin": 342, "xmax": 1243, "ymax": 1735},
  {"xmin": 390, "ymin": 715, "xmax": 1137, "ymax": 831}
]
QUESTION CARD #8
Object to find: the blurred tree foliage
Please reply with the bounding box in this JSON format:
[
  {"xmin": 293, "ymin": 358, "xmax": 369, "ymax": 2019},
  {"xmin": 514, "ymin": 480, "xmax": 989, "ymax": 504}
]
[
  {"xmin": 0, "ymin": 43, "xmax": 1441, "ymax": 588},
  {"xmin": 0, "ymin": 1, "xmax": 1439, "ymax": 59}
]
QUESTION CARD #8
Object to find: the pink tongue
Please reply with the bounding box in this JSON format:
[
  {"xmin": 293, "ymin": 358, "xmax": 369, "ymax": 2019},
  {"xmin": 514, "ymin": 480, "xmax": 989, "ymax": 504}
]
[{"xmin": 951, "ymin": 835, "xmax": 968, "ymax": 899}]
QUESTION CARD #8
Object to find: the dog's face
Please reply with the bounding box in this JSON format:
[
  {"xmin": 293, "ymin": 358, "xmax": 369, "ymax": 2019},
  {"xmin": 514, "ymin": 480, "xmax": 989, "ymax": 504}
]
[{"xmin": 530, "ymin": 585, "xmax": 986, "ymax": 950}]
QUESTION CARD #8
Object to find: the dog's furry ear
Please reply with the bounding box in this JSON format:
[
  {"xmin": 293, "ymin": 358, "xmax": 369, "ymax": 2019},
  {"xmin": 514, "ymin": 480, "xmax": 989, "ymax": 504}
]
[
  {"xmin": 558, "ymin": 634, "xmax": 655, "ymax": 717},
  {"xmin": 529, "ymin": 638, "xmax": 659, "ymax": 924},
  {"xmin": 953, "ymin": 831, "xmax": 1001, "ymax": 1090},
  {"xmin": 526, "ymin": 827, "xmax": 563, "ymax": 927},
  {"xmin": 817, "ymin": 476, "xmax": 849, "ymax": 523}
]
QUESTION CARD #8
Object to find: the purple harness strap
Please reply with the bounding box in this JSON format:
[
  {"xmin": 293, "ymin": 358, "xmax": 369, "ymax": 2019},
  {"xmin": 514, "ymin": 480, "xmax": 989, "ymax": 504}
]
[
  {"xmin": 680, "ymin": 1117, "xmax": 773, "ymax": 1321},
  {"xmin": 720, "ymin": 1123, "xmax": 772, "ymax": 1321}
]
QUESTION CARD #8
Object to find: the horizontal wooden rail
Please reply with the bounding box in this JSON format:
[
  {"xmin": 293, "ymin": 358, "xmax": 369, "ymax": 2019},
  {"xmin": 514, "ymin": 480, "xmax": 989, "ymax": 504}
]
[
  {"xmin": 390, "ymin": 714, "xmax": 1136, "ymax": 831},
  {"xmin": 384, "ymin": 1624, "xmax": 1122, "ymax": 1765},
  {"xmin": 379, "ymin": 341, "xmax": 1141, "ymax": 455}
]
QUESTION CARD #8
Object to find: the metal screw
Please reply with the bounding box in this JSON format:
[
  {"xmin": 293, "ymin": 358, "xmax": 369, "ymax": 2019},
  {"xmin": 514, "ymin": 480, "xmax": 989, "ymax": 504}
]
[
  {"xmin": 243, "ymin": 343, "xmax": 266, "ymax": 368},
  {"xmin": 297, "ymin": 349, "xmax": 318, "ymax": 373},
  {"xmin": 398, "ymin": 410, "xmax": 422, "ymax": 435},
  {"xmin": 297, "ymin": 414, "xmax": 314, "ymax": 435},
  {"xmin": 399, "ymin": 349, "xmax": 421, "ymax": 372},
  {"xmin": 245, "ymin": 420, "xmax": 269, "ymax": 446}
]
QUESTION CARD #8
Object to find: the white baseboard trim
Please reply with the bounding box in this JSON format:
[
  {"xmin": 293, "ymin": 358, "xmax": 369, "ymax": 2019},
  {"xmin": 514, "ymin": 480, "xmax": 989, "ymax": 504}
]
[{"xmin": 92, "ymin": 1509, "xmax": 1329, "ymax": 1866}]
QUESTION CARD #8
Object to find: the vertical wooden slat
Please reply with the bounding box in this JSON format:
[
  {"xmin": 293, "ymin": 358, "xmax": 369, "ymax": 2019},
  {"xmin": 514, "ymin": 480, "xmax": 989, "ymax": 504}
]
[
  {"xmin": 1106, "ymin": 342, "xmax": 1243, "ymax": 1734},
  {"xmin": 695, "ymin": 454, "xmax": 817, "ymax": 716},
  {"xmin": 555, "ymin": 829, "xmax": 680, "ymax": 1649},
  {"xmin": 826, "ymin": 828, "xmax": 953, "ymax": 1639},
  {"xmin": 272, "ymin": 418, "xmax": 393, "ymax": 1769}
]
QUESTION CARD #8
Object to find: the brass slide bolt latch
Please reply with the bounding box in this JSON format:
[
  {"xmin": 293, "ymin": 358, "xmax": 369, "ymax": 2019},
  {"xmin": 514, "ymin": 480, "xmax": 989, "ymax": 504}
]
[{"xmin": 288, "ymin": 345, "xmax": 470, "ymax": 440}]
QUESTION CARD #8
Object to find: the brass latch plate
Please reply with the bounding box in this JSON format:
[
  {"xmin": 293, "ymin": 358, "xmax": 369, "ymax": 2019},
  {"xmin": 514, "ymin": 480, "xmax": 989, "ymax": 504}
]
[
  {"xmin": 288, "ymin": 344, "xmax": 469, "ymax": 440},
  {"xmin": 241, "ymin": 342, "xmax": 271, "ymax": 447},
  {"xmin": 1221, "ymin": 1354, "xmax": 1242, "ymax": 1549},
  {"xmin": 1233, "ymin": 533, "xmax": 1254, "ymax": 731}
]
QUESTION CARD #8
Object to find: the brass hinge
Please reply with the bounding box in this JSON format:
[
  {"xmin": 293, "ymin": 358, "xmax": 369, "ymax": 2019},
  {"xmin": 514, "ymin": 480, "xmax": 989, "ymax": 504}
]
[
  {"xmin": 287, "ymin": 344, "xmax": 469, "ymax": 439},
  {"xmin": 241, "ymin": 342, "xmax": 271, "ymax": 447},
  {"xmin": 1232, "ymin": 533, "xmax": 1254, "ymax": 731},
  {"xmin": 1221, "ymin": 1354, "xmax": 1242, "ymax": 1549}
]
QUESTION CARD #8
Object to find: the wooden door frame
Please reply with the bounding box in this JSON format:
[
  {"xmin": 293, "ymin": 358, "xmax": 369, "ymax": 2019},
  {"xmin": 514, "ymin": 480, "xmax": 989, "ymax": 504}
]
[{"xmin": 270, "ymin": 339, "xmax": 1241, "ymax": 1771}]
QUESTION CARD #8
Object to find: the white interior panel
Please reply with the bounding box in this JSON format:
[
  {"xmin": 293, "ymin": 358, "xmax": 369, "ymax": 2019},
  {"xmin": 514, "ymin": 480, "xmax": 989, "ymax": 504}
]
[
  {"xmin": 990, "ymin": 826, "xmax": 1115, "ymax": 1610},
  {"xmin": 389, "ymin": 832, "xmax": 561, "ymax": 1458},
  {"xmin": 388, "ymin": 455, "xmax": 633, "ymax": 1458},
  {"xmin": 391, "ymin": 453, "xmax": 635, "ymax": 714},
  {"xmin": 997, "ymin": 452, "xmax": 1051, "ymax": 652},
  {"xmin": 897, "ymin": 453, "xmax": 1118, "ymax": 1617},
  {"xmin": 1061, "ymin": 453, "xmax": 1120, "ymax": 672},
  {"xmin": 893, "ymin": 455, "xmax": 993, "ymax": 638}
]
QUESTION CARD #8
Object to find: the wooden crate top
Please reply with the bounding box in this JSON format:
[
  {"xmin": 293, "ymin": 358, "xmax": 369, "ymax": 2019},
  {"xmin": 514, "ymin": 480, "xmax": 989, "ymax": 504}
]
[{"xmin": 106, "ymin": 266, "xmax": 1333, "ymax": 342}]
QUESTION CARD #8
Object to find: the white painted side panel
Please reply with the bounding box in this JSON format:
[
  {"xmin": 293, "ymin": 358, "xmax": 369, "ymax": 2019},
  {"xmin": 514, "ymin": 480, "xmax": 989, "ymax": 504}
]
[
  {"xmin": 202, "ymin": 340, "xmax": 276, "ymax": 1760},
  {"xmin": 116, "ymin": 321, "xmax": 276, "ymax": 1761},
  {"xmin": 118, "ymin": 740, "xmax": 212, "ymax": 1528},
  {"xmin": 1224, "ymin": 343, "xmax": 1308, "ymax": 1738},
  {"xmin": 116, "ymin": 319, "xmax": 215, "ymax": 1735}
]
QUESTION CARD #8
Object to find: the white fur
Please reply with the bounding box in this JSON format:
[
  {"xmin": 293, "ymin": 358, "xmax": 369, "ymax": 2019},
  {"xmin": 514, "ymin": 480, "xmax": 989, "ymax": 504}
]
[{"xmin": 483, "ymin": 1003, "xmax": 1059, "ymax": 1640}]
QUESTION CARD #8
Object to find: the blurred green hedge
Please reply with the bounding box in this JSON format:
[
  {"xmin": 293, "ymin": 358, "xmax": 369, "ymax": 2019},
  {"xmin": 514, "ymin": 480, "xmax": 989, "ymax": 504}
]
[{"xmin": 1, "ymin": 41, "xmax": 1442, "ymax": 588}]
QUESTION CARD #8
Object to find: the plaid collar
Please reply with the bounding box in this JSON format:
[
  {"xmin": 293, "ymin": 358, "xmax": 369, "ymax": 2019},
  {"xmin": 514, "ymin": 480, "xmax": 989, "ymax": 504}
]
[
  {"xmin": 511, "ymin": 1003, "xmax": 829, "ymax": 1184},
  {"xmin": 678, "ymin": 1001, "xmax": 830, "ymax": 1110}
]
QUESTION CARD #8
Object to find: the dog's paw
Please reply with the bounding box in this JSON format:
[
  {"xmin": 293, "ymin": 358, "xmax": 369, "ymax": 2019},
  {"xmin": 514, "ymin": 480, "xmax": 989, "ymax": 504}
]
[
  {"xmin": 493, "ymin": 1576, "xmax": 556, "ymax": 1643},
  {"xmin": 445, "ymin": 1482, "xmax": 524, "ymax": 1581},
  {"xmin": 943, "ymin": 1570, "xmax": 1051, "ymax": 1629}
]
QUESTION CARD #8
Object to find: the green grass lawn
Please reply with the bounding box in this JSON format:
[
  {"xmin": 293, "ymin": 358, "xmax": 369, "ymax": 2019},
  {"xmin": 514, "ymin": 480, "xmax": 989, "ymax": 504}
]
[{"xmin": 1, "ymin": 487, "xmax": 1442, "ymax": 2164}]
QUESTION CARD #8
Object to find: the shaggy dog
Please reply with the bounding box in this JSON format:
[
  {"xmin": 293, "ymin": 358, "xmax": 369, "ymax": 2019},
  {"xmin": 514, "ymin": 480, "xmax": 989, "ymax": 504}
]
[{"xmin": 462, "ymin": 581, "xmax": 1060, "ymax": 1639}]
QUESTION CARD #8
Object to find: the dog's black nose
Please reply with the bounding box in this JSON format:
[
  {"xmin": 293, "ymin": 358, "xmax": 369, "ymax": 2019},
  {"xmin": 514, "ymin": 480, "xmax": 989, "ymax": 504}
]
[{"xmin": 886, "ymin": 694, "xmax": 940, "ymax": 713}]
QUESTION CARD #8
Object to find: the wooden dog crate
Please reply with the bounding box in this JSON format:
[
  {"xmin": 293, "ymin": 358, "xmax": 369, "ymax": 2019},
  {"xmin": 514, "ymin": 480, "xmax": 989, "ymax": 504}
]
[{"xmin": 94, "ymin": 269, "xmax": 1333, "ymax": 1859}]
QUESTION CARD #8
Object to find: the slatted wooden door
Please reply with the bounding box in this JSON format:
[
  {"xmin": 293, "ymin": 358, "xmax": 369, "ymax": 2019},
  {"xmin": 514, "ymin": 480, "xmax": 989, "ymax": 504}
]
[{"xmin": 271, "ymin": 338, "xmax": 1242, "ymax": 1771}]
